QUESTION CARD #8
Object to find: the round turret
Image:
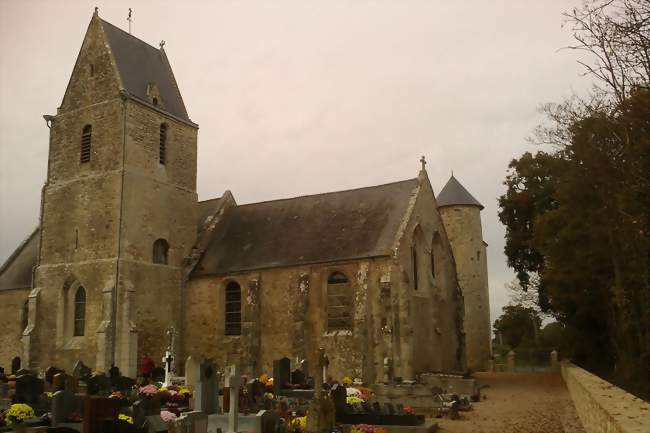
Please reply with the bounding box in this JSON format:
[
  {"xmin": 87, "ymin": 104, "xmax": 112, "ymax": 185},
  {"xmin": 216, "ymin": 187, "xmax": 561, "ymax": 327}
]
[{"xmin": 437, "ymin": 175, "xmax": 491, "ymax": 371}]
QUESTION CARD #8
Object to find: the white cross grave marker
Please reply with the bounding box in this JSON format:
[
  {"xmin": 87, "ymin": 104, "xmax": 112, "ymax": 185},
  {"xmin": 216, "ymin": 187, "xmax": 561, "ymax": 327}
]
[{"xmin": 225, "ymin": 364, "xmax": 241, "ymax": 433}]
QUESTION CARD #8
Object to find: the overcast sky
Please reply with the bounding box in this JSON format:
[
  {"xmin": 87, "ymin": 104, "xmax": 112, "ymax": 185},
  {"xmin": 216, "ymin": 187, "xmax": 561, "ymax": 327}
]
[{"xmin": 0, "ymin": 0, "xmax": 592, "ymax": 328}]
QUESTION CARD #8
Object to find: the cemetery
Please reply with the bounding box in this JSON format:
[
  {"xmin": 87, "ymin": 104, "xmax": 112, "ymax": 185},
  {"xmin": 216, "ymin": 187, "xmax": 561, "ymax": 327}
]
[{"xmin": 0, "ymin": 346, "xmax": 485, "ymax": 433}]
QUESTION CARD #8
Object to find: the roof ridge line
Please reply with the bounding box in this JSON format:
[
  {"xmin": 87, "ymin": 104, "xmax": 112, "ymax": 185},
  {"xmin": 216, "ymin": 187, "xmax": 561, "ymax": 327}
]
[
  {"xmin": 0, "ymin": 227, "xmax": 39, "ymax": 276},
  {"xmin": 233, "ymin": 178, "xmax": 419, "ymax": 208},
  {"xmin": 100, "ymin": 18, "xmax": 159, "ymax": 51}
]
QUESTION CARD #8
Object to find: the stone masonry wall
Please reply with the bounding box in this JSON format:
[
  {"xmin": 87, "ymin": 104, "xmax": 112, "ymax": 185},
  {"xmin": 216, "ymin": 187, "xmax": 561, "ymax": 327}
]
[
  {"xmin": 28, "ymin": 14, "xmax": 127, "ymax": 372},
  {"xmin": 439, "ymin": 205, "xmax": 490, "ymax": 372},
  {"xmin": 390, "ymin": 174, "xmax": 465, "ymax": 378},
  {"xmin": 183, "ymin": 260, "xmax": 383, "ymax": 382},
  {"xmin": 561, "ymin": 362, "xmax": 650, "ymax": 433},
  {"xmin": 0, "ymin": 288, "xmax": 30, "ymax": 368}
]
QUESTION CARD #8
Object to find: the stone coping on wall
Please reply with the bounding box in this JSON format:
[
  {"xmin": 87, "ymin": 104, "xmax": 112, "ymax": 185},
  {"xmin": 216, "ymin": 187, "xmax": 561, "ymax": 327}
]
[{"xmin": 561, "ymin": 361, "xmax": 650, "ymax": 433}]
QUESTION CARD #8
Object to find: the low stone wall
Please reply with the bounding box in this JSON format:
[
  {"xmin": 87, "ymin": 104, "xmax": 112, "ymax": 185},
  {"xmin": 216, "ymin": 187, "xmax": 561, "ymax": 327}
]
[{"xmin": 561, "ymin": 362, "xmax": 650, "ymax": 433}]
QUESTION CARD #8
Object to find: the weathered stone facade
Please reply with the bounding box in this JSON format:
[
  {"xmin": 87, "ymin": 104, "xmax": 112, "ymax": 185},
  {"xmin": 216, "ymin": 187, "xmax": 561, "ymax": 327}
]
[
  {"xmin": 0, "ymin": 13, "xmax": 490, "ymax": 381},
  {"xmin": 183, "ymin": 172, "xmax": 466, "ymax": 382},
  {"xmin": 438, "ymin": 177, "xmax": 492, "ymax": 372}
]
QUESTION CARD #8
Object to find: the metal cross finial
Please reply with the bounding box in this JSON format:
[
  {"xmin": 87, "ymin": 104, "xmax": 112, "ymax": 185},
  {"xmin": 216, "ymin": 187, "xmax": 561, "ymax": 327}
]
[
  {"xmin": 159, "ymin": 40, "xmax": 166, "ymax": 49},
  {"xmin": 94, "ymin": 6, "xmax": 99, "ymax": 14},
  {"xmin": 420, "ymin": 156, "xmax": 427, "ymax": 171},
  {"xmin": 127, "ymin": 8, "xmax": 133, "ymax": 34}
]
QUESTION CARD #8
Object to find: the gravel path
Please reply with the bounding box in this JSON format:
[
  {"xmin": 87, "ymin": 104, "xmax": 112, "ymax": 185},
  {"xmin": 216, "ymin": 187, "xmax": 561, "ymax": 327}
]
[{"xmin": 435, "ymin": 372, "xmax": 585, "ymax": 433}]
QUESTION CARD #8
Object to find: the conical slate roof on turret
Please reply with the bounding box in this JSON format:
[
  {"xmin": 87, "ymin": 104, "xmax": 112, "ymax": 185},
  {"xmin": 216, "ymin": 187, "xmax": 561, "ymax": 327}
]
[{"xmin": 436, "ymin": 175, "xmax": 483, "ymax": 210}]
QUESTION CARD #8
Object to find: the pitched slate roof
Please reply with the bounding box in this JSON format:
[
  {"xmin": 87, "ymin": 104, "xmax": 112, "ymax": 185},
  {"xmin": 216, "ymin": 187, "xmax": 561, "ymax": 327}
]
[
  {"xmin": 0, "ymin": 228, "xmax": 39, "ymax": 291},
  {"xmin": 192, "ymin": 179, "xmax": 420, "ymax": 276},
  {"xmin": 100, "ymin": 19, "xmax": 190, "ymax": 122},
  {"xmin": 436, "ymin": 175, "xmax": 483, "ymax": 210}
]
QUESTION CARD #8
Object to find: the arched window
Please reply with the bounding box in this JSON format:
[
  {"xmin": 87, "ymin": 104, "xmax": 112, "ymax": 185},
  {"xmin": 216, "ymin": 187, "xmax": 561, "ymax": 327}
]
[
  {"xmin": 431, "ymin": 231, "xmax": 442, "ymax": 279},
  {"xmin": 159, "ymin": 123, "xmax": 167, "ymax": 165},
  {"xmin": 73, "ymin": 286, "xmax": 86, "ymax": 337},
  {"xmin": 411, "ymin": 245, "xmax": 419, "ymax": 290},
  {"xmin": 225, "ymin": 281, "xmax": 242, "ymax": 336},
  {"xmin": 412, "ymin": 226, "xmax": 428, "ymax": 291},
  {"xmin": 327, "ymin": 272, "xmax": 351, "ymax": 331},
  {"xmin": 80, "ymin": 125, "xmax": 92, "ymax": 163},
  {"xmin": 153, "ymin": 239, "xmax": 169, "ymax": 264}
]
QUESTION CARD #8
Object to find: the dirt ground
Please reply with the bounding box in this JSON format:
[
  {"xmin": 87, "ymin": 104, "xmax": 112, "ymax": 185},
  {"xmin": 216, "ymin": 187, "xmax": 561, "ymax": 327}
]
[{"xmin": 434, "ymin": 372, "xmax": 586, "ymax": 433}]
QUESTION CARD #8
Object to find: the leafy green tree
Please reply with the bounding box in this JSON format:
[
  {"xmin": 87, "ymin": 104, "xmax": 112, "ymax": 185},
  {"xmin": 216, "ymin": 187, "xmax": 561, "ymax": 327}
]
[
  {"xmin": 493, "ymin": 305, "xmax": 541, "ymax": 349},
  {"xmin": 498, "ymin": 0, "xmax": 650, "ymax": 398}
]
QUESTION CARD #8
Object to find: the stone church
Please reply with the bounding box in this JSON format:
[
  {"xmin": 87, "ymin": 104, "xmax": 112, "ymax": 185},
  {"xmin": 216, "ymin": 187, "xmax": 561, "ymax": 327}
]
[{"xmin": 0, "ymin": 12, "xmax": 491, "ymax": 383}]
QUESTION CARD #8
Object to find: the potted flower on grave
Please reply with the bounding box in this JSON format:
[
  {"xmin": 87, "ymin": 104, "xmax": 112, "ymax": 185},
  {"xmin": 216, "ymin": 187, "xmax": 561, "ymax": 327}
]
[
  {"xmin": 160, "ymin": 410, "xmax": 177, "ymax": 424},
  {"xmin": 3, "ymin": 403, "xmax": 34, "ymax": 429},
  {"xmin": 138, "ymin": 383, "xmax": 159, "ymax": 399}
]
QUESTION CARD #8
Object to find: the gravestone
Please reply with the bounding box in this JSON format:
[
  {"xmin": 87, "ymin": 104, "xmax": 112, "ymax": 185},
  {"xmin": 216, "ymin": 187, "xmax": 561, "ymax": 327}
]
[
  {"xmin": 65, "ymin": 375, "xmax": 80, "ymax": 393},
  {"xmin": 175, "ymin": 410, "xmax": 208, "ymax": 433},
  {"xmin": 11, "ymin": 356, "xmax": 21, "ymax": 374},
  {"xmin": 15, "ymin": 373, "xmax": 44, "ymax": 406},
  {"xmin": 45, "ymin": 366, "xmax": 65, "ymax": 385},
  {"xmin": 185, "ymin": 356, "xmax": 200, "ymax": 390},
  {"xmin": 144, "ymin": 414, "xmax": 168, "ymax": 433},
  {"xmin": 272, "ymin": 358, "xmax": 290, "ymax": 394},
  {"xmin": 133, "ymin": 397, "xmax": 162, "ymax": 427},
  {"xmin": 384, "ymin": 403, "xmax": 395, "ymax": 414},
  {"xmin": 330, "ymin": 384, "xmax": 347, "ymax": 413},
  {"xmin": 291, "ymin": 369, "xmax": 306, "ymax": 387},
  {"xmin": 108, "ymin": 366, "xmax": 120, "ymax": 384},
  {"xmin": 195, "ymin": 359, "xmax": 219, "ymax": 414},
  {"xmin": 51, "ymin": 389, "xmax": 83, "ymax": 426},
  {"xmin": 52, "ymin": 373, "xmax": 67, "ymax": 392},
  {"xmin": 82, "ymin": 396, "xmax": 120, "ymax": 433},
  {"xmin": 225, "ymin": 364, "xmax": 241, "ymax": 433},
  {"xmin": 151, "ymin": 367, "xmax": 165, "ymax": 382},
  {"xmin": 72, "ymin": 360, "xmax": 92, "ymax": 380},
  {"xmin": 113, "ymin": 375, "xmax": 136, "ymax": 393},
  {"xmin": 87, "ymin": 374, "xmax": 111, "ymax": 396}
]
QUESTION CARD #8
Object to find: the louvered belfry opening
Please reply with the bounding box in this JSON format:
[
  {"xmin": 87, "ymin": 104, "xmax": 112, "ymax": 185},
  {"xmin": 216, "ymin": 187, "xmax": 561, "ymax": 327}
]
[
  {"xmin": 327, "ymin": 272, "xmax": 352, "ymax": 331},
  {"xmin": 159, "ymin": 123, "xmax": 167, "ymax": 165},
  {"xmin": 80, "ymin": 125, "xmax": 92, "ymax": 163},
  {"xmin": 225, "ymin": 281, "xmax": 242, "ymax": 336}
]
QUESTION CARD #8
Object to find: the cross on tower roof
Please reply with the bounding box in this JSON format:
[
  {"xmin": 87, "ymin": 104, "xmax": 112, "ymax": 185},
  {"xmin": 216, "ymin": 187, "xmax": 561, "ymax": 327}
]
[{"xmin": 420, "ymin": 156, "xmax": 427, "ymax": 171}]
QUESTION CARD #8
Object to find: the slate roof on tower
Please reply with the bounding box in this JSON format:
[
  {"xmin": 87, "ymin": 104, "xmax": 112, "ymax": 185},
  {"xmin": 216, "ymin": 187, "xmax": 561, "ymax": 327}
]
[
  {"xmin": 436, "ymin": 175, "xmax": 483, "ymax": 209},
  {"xmin": 100, "ymin": 19, "xmax": 191, "ymax": 122},
  {"xmin": 192, "ymin": 179, "xmax": 420, "ymax": 276}
]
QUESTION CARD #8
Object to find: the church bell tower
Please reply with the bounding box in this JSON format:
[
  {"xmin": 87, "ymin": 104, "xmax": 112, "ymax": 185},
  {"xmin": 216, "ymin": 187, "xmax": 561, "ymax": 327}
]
[{"xmin": 24, "ymin": 11, "xmax": 198, "ymax": 376}]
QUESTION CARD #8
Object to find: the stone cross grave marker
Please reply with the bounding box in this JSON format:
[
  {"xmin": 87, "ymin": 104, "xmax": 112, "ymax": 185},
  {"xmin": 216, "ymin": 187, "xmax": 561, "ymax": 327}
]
[
  {"xmin": 185, "ymin": 355, "xmax": 200, "ymax": 390},
  {"xmin": 225, "ymin": 364, "xmax": 241, "ymax": 433},
  {"xmin": 195, "ymin": 359, "xmax": 219, "ymax": 414}
]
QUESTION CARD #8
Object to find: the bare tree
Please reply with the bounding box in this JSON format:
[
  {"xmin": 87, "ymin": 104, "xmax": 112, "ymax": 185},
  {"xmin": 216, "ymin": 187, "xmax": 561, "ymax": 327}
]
[{"xmin": 564, "ymin": 0, "xmax": 650, "ymax": 104}]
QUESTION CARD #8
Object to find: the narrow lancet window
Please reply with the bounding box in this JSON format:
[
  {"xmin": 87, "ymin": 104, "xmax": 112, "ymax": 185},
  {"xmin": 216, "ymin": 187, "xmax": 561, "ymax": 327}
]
[
  {"xmin": 73, "ymin": 286, "xmax": 86, "ymax": 337},
  {"xmin": 225, "ymin": 282, "xmax": 242, "ymax": 336},
  {"xmin": 159, "ymin": 123, "xmax": 167, "ymax": 165},
  {"xmin": 153, "ymin": 239, "xmax": 169, "ymax": 264},
  {"xmin": 80, "ymin": 125, "xmax": 92, "ymax": 163}
]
